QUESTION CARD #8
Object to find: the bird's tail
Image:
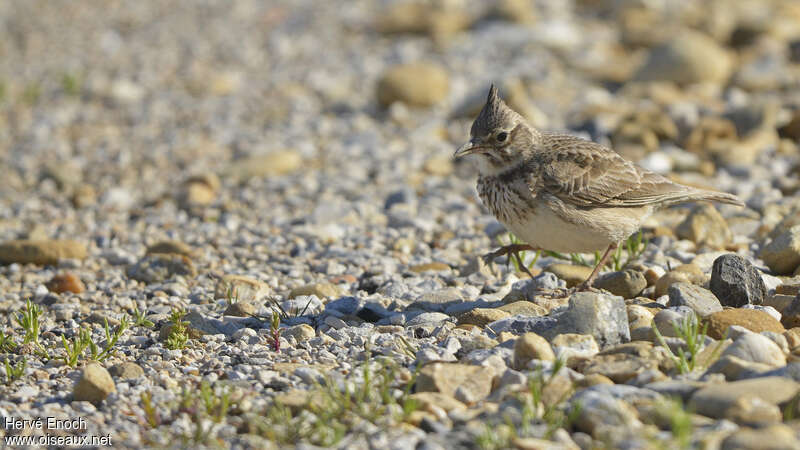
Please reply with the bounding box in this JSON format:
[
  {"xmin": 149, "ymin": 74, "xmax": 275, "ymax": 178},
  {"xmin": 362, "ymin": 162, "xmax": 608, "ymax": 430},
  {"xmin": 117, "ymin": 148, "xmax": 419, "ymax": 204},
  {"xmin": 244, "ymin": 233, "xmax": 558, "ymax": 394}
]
[{"xmin": 682, "ymin": 188, "xmax": 745, "ymax": 207}]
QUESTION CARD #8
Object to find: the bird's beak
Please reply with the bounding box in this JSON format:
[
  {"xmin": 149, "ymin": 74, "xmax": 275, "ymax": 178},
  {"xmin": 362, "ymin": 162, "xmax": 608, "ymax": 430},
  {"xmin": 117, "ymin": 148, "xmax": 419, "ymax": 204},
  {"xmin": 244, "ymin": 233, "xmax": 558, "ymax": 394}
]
[{"xmin": 454, "ymin": 140, "xmax": 481, "ymax": 158}]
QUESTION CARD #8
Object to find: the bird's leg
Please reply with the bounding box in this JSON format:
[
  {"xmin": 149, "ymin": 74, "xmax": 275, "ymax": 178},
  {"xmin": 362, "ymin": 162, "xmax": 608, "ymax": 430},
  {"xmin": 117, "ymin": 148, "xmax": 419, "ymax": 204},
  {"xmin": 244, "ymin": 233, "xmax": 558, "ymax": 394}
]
[
  {"xmin": 574, "ymin": 242, "xmax": 618, "ymax": 292},
  {"xmin": 482, "ymin": 244, "xmax": 538, "ymax": 278}
]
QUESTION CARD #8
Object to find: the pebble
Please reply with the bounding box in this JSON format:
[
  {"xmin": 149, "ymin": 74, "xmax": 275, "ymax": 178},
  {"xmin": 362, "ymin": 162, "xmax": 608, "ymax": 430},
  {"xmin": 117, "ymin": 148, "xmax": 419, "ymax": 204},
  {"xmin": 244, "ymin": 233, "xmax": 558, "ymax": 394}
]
[
  {"xmin": 667, "ymin": 283, "xmax": 723, "ymax": 317},
  {"xmin": 634, "ymin": 30, "xmax": 733, "ymax": 84},
  {"xmin": 675, "ymin": 204, "xmax": 732, "ymax": 249},
  {"xmin": 760, "ymin": 225, "xmax": 800, "ymax": 275},
  {"xmin": 0, "ymin": 239, "xmax": 87, "ymax": 265},
  {"xmin": 594, "ymin": 270, "xmax": 647, "ymax": 299},
  {"xmin": 127, "ymin": 253, "xmax": 196, "ymax": 283},
  {"xmin": 710, "ymin": 254, "xmax": 767, "ymax": 307},
  {"xmin": 376, "ymin": 63, "xmax": 450, "ymax": 108},
  {"xmin": 721, "ymin": 333, "xmax": 787, "ymax": 367},
  {"xmin": 45, "ymin": 272, "xmax": 85, "ymax": 294},
  {"xmin": 513, "ymin": 332, "xmax": 555, "ymax": 369},
  {"xmin": 705, "ymin": 309, "xmax": 785, "ymax": 339},
  {"xmin": 457, "ymin": 308, "xmax": 510, "ymax": 327},
  {"xmin": 73, "ymin": 363, "xmax": 116, "ymax": 403}
]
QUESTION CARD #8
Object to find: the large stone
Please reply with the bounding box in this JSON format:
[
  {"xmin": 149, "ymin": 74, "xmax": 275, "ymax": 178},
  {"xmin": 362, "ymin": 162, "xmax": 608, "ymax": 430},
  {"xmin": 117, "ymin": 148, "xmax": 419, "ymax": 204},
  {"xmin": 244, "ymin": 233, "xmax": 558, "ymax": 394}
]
[
  {"xmin": 594, "ymin": 270, "xmax": 647, "ymax": 299},
  {"xmin": 127, "ymin": 253, "xmax": 196, "ymax": 283},
  {"xmin": 513, "ymin": 332, "xmax": 555, "ymax": 369},
  {"xmin": 374, "ymin": 2, "xmax": 470, "ymax": 41},
  {"xmin": 214, "ymin": 275, "xmax": 270, "ymax": 302},
  {"xmin": 710, "ymin": 254, "xmax": 766, "ymax": 307},
  {"xmin": 706, "ymin": 309, "xmax": 785, "ymax": 339},
  {"xmin": 760, "ymin": 225, "xmax": 800, "ymax": 275},
  {"xmin": 688, "ymin": 377, "xmax": 799, "ymax": 419},
  {"xmin": 376, "ymin": 63, "xmax": 449, "ymax": 108},
  {"xmin": 416, "ymin": 363, "xmax": 495, "ymax": 404},
  {"xmin": 675, "ymin": 204, "xmax": 732, "ymax": 249},
  {"xmin": 457, "ymin": 308, "xmax": 510, "ymax": 327},
  {"xmin": 721, "ymin": 424, "xmax": 799, "ymax": 450},
  {"xmin": 667, "ymin": 283, "xmax": 723, "ymax": 317},
  {"xmin": 570, "ymin": 388, "xmax": 642, "ymax": 437},
  {"xmin": 407, "ymin": 392, "xmax": 466, "ymax": 412},
  {"xmin": 551, "ymin": 334, "xmax": 600, "ymax": 364},
  {"xmin": 73, "ymin": 363, "xmax": 116, "ymax": 403},
  {"xmin": 497, "ymin": 301, "xmax": 548, "ymax": 317},
  {"xmin": 781, "ymin": 296, "xmax": 800, "ymax": 329},
  {"xmin": 579, "ymin": 353, "xmax": 659, "ymax": 384},
  {"xmin": 720, "ymin": 333, "xmax": 787, "ymax": 367},
  {"xmin": 411, "ymin": 287, "xmax": 463, "ymax": 312},
  {"xmin": 634, "ymin": 30, "xmax": 733, "ymax": 84},
  {"xmin": 0, "ymin": 239, "xmax": 87, "ymax": 265},
  {"xmin": 488, "ymin": 292, "xmax": 630, "ymax": 348},
  {"xmin": 654, "ymin": 264, "xmax": 707, "ymax": 297},
  {"xmin": 283, "ymin": 324, "xmax": 316, "ymax": 343},
  {"xmin": 108, "ymin": 362, "xmax": 144, "ymax": 380}
]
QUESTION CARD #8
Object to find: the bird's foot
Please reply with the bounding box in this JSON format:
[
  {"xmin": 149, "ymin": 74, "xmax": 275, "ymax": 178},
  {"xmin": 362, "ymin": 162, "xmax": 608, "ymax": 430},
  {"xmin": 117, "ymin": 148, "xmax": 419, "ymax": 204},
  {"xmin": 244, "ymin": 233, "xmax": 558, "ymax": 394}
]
[{"xmin": 482, "ymin": 244, "xmax": 538, "ymax": 278}]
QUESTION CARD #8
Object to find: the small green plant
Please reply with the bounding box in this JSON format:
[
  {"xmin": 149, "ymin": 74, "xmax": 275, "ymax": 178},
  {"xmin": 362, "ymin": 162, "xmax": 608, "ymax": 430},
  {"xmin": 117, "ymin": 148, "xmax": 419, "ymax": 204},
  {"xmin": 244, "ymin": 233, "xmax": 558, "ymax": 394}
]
[
  {"xmin": 477, "ymin": 359, "xmax": 581, "ymax": 450},
  {"xmin": 250, "ymin": 351, "xmax": 418, "ymax": 446},
  {"xmin": 266, "ymin": 295, "xmax": 314, "ymax": 321},
  {"xmin": 60, "ymin": 317, "xmax": 130, "ymax": 367},
  {"xmin": 61, "ymin": 73, "xmax": 82, "ymax": 96},
  {"xmin": 0, "ymin": 80, "xmax": 6, "ymax": 102},
  {"xmin": 4, "ymin": 357, "xmax": 26, "ymax": 384},
  {"xmin": 0, "ymin": 329, "xmax": 17, "ymax": 353},
  {"xmin": 652, "ymin": 314, "xmax": 726, "ymax": 374},
  {"xmin": 131, "ymin": 304, "xmax": 154, "ymax": 328},
  {"xmin": 612, "ymin": 231, "xmax": 647, "ymax": 271},
  {"xmin": 90, "ymin": 317, "xmax": 130, "ymax": 361},
  {"xmin": 655, "ymin": 398, "xmax": 693, "ymax": 449},
  {"xmin": 165, "ymin": 309, "xmax": 190, "ymax": 350},
  {"xmin": 226, "ymin": 286, "xmax": 239, "ymax": 305},
  {"xmin": 61, "ymin": 328, "xmax": 92, "ymax": 368},
  {"xmin": 140, "ymin": 391, "xmax": 161, "ymax": 428},
  {"xmin": 269, "ymin": 311, "xmax": 281, "ymax": 351},
  {"xmin": 15, "ymin": 300, "xmax": 42, "ymax": 348},
  {"xmin": 140, "ymin": 380, "xmax": 237, "ymax": 446},
  {"xmin": 22, "ymin": 82, "xmax": 41, "ymax": 104},
  {"xmin": 180, "ymin": 381, "xmax": 232, "ymax": 423}
]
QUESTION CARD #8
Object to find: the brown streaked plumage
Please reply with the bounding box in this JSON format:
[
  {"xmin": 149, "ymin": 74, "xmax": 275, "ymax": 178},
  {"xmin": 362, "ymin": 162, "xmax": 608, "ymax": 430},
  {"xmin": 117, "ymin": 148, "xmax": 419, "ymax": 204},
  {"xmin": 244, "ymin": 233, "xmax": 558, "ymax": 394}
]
[{"xmin": 454, "ymin": 85, "xmax": 743, "ymax": 292}]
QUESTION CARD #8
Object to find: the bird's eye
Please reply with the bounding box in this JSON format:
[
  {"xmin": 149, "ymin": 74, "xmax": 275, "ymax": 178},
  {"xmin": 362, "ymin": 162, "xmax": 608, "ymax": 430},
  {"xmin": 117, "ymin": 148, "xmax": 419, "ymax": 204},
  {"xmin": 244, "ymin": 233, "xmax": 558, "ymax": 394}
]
[{"xmin": 496, "ymin": 131, "xmax": 508, "ymax": 142}]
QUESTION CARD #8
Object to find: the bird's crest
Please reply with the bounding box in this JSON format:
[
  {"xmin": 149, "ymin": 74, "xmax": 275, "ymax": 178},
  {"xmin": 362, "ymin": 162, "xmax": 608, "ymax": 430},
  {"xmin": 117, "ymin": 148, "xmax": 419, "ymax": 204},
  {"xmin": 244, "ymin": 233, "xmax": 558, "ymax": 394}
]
[{"xmin": 471, "ymin": 84, "xmax": 515, "ymax": 138}]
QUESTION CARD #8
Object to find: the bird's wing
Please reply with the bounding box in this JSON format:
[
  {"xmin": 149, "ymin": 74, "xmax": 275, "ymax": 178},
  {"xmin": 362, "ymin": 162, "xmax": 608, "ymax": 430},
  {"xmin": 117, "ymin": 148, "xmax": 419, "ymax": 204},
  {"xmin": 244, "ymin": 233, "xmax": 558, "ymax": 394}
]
[{"xmin": 536, "ymin": 133, "xmax": 691, "ymax": 207}]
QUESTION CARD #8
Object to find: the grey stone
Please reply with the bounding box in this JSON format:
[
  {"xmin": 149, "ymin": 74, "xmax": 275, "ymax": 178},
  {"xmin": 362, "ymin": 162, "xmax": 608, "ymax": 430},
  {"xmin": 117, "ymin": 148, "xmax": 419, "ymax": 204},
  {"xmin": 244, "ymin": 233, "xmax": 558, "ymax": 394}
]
[
  {"xmin": 325, "ymin": 296, "xmax": 362, "ymax": 316},
  {"xmin": 489, "ymin": 292, "xmax": 630, "ymax": 348},
  {"xmin": 710, "ymin": 254, "xmax": 766, "ymax": 307},
  {"xmin": 594, "ymin": 270, "xmax": 647, "ymax": 299},
  {"xmin": 667, "ymin": 282, "xmax": 723, "ymax": 317},
  {"xmin": 406, "ymin": 312, "xmax": 451, "ymax": 327},
  {"xmin": 720, "ymin": 333, "xmax": 786, "ymax": 367}
]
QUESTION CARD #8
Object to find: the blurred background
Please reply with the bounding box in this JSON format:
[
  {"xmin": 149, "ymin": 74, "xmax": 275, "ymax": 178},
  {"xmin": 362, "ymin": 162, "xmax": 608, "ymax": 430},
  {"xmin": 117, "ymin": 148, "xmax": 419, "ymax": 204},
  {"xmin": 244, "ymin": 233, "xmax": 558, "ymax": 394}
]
[{"xmin": 0, "ymin": 0, "xmax": 799, "ymax": 247}]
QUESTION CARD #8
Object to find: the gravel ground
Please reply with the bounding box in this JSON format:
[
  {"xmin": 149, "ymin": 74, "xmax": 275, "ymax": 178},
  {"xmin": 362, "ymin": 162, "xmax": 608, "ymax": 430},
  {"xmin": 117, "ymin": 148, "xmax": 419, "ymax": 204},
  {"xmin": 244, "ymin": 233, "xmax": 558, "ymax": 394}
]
[{"xmin": 1, "ymin": 0, "xmax": 800, "ymax": 449}]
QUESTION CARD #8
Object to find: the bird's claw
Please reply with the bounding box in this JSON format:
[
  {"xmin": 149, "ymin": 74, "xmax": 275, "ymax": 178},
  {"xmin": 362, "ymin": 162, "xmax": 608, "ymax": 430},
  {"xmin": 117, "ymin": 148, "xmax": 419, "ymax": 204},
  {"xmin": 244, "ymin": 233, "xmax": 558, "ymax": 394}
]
[{"xmin": 481, "ymin": 244, "xmax": 537, "ymax": 278}]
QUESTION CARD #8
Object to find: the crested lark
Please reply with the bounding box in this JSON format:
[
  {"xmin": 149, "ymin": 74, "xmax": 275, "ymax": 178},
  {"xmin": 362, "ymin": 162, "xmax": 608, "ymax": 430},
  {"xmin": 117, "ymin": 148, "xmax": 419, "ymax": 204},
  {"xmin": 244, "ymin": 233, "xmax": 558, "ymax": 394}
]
[{"xmin": 455, "ymin": 85, "xmax": 743, "ymax": 292}]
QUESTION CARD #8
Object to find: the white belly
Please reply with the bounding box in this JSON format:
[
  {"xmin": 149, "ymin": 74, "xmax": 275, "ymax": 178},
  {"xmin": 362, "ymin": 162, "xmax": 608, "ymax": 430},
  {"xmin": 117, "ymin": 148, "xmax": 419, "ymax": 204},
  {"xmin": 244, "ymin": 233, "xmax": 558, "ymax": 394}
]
[{"xmin": 503, "ymin": 206, "xmax": 615, "ymax": 253}]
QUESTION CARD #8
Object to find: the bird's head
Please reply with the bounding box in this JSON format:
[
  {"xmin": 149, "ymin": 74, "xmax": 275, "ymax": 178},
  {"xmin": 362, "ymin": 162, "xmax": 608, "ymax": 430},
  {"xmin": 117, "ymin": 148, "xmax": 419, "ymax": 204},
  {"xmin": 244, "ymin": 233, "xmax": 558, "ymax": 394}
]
[{"xmin": 454, "ymin": 84, "xmax": 538, "ymax": 176}]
